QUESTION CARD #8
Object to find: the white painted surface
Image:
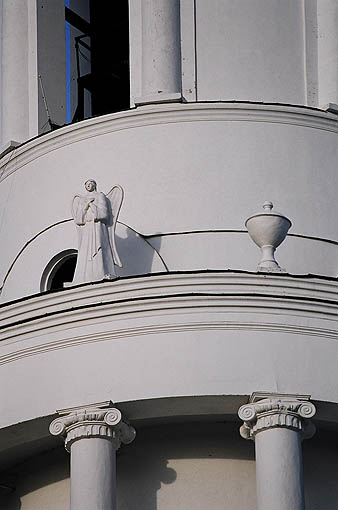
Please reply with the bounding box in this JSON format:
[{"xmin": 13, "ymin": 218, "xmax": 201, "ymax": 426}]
[
  {"xmin": 2, "ymin": 104, "xmax": 338, "ymax": 300},
  {"xmin": 0, "ymin": 424, "xmax": 257, "ymax": 510},
  {"xmin": 136, "ymin": 0, "xmax": 181, "ymax": 103},
  {"xmin": 1, "ymin": 0, "xmax": 38, "ymax": 146},
  {"xmin": 238, "ymin": 397, "xmax": 315, "ymax": 510},
  {"xmin": 147, "ymin": 231, "xmax": 338, "ymax": 276},
  {"xmin": 179, "ymin": 0, "xmax": 196, "ymax": 101},
  {"xmin": 2, "ymin": 423, "xmax": 338, "ymax": 510},
  {"xmin": 255, "ymin": 428, "xmax": 304, "ymax": 510},
  {"xmin": 195, "ymin": 0, "xmax": 305, "ymax": 104},
  {"xmin": 2, "ymin": 3, "xmax": 338, "ymax": 507},
  {"xmin": 0, "ymin": 221, "xmax": 165, "ymax": 302},
  {"xmin": 317, "ymin": 0, "xmax": 338, "ymax": 106},
  {"xmin": 245, "ymin": 202, "xmax": 291, "ymax": 271},
  {"xmin": 1, "ymin": 272, "xmax": 338, "ymax": 429},
  {"xmin": 71, "ymin": 182, "xmax": 123, "ymax": 285},
  {"xmin": 71, "ymin": 438, "xmax": 116, "ymax": 510}
]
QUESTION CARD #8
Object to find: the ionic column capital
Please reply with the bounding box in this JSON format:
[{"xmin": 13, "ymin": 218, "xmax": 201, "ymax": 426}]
[
  {"xmin": 49, "ymin": 404, "xmax": 136, "ymax": 452},
  {"xmin": 238, "ymin": 394, "xmax": 316, "ymax": 441}
]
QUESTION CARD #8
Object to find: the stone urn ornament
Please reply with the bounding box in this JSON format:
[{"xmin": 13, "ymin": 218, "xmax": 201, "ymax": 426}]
[{"xmin": 245, "ymin": 201, "xmax": 292, "ymax": 272}]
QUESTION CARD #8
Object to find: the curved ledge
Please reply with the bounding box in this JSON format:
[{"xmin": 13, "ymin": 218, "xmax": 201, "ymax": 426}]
[
  {"xmin": 2, "ymin": 271, "xmax": 338, "ymax": 364},
  {"xmin": 1, "ymin": 102, "xmax": 338, "ymax": 183}
]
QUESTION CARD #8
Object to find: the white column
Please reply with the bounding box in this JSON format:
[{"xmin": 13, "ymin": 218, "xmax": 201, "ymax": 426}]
[
  {"xmin": 238, "ymin": 394, "xmax": 316, "ymax": 510},
  {"xmin": 1, "ymin": 0, "xmax": 38, "ymax": 148},
  {"xmin": 50, "ymin": 405, "xmax": 136, "ymax": 510},
  {"xmin": 135, "ymin": 0, "xmax": 181, "ymax": 105},
  {"xmin": 317, "ymin": 0, "xmax": 338, "ymax": 107}
]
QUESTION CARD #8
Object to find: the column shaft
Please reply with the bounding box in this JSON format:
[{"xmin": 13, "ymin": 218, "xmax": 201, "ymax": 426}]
[
  {"xmin": 255, "ymin": 427, "xmax": 304, "ymax": 510},
  {"xmin": 317, "ymin": 0, "xmax": 338, "ymax": 106},
  {"xmin": 70, "ymin": 438, "xmax": 116, "ymax": 510},
  {"xmin": 1, "ymin": 0, "xmax": 38, "ymax": 146},
  {"xmin": 139, "ymin": 0, "xmax": 181, "ymax": 103}
]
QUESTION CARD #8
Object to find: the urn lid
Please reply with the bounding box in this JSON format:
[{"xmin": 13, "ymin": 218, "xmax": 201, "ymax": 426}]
[{"xmin": 245, "ymin": 201, "xmax": 292, "ymax": 228}]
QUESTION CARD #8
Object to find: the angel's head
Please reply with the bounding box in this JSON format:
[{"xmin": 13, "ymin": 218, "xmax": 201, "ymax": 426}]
[{"xmin": 84, "ymin": 179, "xmax": 97, "ymax": 192}]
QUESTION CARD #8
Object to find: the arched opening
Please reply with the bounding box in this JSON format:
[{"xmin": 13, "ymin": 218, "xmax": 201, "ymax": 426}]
[
  {"xmin": 49, "ymin": 255, "xmax": 77, "ymax": 290},
  {"xmin": 41, "ymin": 250, "xmax": 77, "ymax": 292},
  {"xmin": 37, "ymin": 0, "xmax": 130, "ymax": 132}
]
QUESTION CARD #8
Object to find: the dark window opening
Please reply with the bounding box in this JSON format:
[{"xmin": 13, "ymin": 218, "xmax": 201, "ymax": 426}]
[
  {"xmin": 65, "ymin": 0, "xmax": 130, "ymax": 123},
  {"xmin": 49, "ymin": 255, "xmax": 77, "ymax": 290}
]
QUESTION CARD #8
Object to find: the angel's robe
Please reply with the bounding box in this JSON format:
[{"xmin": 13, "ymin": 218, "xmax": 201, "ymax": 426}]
[{"xmin": 72, "ymin": 191, "xmax": 117, "ymax": 284}]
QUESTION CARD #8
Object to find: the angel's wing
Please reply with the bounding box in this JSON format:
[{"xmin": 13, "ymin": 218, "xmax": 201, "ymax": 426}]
[
  {"xmin": 71, "ymin": 195, "xmax": 81, "ymax": 221},
  {"xmin": 106, "ymin": 185, "xmax": 124, "ymax": 267},
  {"xmin": 71, "ymin": 195, "xmax": 83, "ymax": 245}
]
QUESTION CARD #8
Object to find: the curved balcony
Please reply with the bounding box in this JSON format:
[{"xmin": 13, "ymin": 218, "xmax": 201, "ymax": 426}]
[{"xmin": 1, "ymin": 271, "xmax": 338, "ymax": 431}]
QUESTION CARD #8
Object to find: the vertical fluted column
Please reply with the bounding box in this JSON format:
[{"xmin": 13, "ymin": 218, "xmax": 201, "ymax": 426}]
[
  {"xmin": 136, "ymin": 0, "xmax": 181, "ymax": 104},
  {"xmin": 50, "ymin": 405, "xmax": 136, "ymax": 510},
  {"xmin": 238, "ymin": 394, "xmax": 316, "ymax": 510}
]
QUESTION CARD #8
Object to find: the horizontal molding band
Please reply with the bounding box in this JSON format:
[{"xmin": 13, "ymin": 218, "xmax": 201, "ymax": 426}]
[
  {"xmin": 2, "ymin": 271, "xmax": 338, "ymax": 324},
  {"xmin": 2, "ymin": 294, "xmax": 338, "ymax": 346},
  {"xmin": 3, "ymin": 291, "xmax": 338, "ymax": 334},
  {"xmin": 1, "ymin": 319, "xmax": 338, "ymax": 366},
  {"xmin": 1, "ymin": 102, "xmax": 338, "ymax": 183},
  {"xmin": 2, "ymin": 272, "xmax": 338, "ymax": 365}
]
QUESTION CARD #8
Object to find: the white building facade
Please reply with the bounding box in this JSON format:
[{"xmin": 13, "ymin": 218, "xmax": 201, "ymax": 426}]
[{"xmin": 1, "ymin": 1, "xmax": 338, "ymax": 509}]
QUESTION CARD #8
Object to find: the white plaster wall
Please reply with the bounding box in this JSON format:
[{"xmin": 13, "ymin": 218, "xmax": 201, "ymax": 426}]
[
  {"xmin": 148, "ymin": 232, "xmax": 338, "ymax": 276},
  {"xmin": 1, "ymin": 104, "xmax": 338, "ymax": 300},
  {"xmin": 2, "ymin": 272, "xmax": 338, "ymax": 429},
  {"xmin": 118, "ymin": 424, "xmax": 256, "ymax": 510},
  {"xmin": 0, "ymin": 221, "xmax": 166, "ymax": 302},
  {"xmin": 4, "ymin": 225, "xmax": 338, "ymax": 303},
  {"xmin": 195, "ymin": 0, "xmax": 305, "ymax": 104},
  {"xmin": 130, "ymin": 0, "xmax": 338, "ymax": 108}
]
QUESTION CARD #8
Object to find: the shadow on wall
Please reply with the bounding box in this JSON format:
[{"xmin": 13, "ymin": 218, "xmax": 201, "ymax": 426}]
[
  {"xmin": 117, "ymin": 422, "xmax": 256, "ymax": 510},
  {"xmin": 0, "ymin": 220, "xmax": 167, "ymax": 302},
  {"xmin": 115, "ymin": 223, "xmax": 166, "ymax": 277},
  {"xmin": 0, "ymin": 447, "xmax": 69, "ymax": 510},
  {"xmin": 0, "ymin": 493, "xmax": 21, "ymax": 510},
  {"xmin": 303, "ymin": 428, "xmax": 338, "ymax": 510},
  {"xmin": 3, "ymin": 422, "xmax": 338, "ymax": 509}
]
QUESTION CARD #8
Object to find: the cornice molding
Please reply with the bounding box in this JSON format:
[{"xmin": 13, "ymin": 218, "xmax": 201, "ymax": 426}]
[
  {"xmin": 1, "ymin": 272, "xmax": 338, "ymax": 365},
  {"xmin": 2, "ymin": 319, "xmax": 338, "ymax": 367},
  {"xmin": 1, "ymin": 102, "xmax": 338, "ymax": 183},
  {"xmin": 3, "ymin": 271, "xmax": 338, "ymax": 326},
  {"xmin": 238, "ymin": 395, "xmax": 316, "ymax": 440}
]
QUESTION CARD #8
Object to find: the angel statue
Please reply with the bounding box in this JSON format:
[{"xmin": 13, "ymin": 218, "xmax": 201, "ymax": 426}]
[{"xmin": 71, "ymin": 179, "xmax": 124, "ymax": 285}]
